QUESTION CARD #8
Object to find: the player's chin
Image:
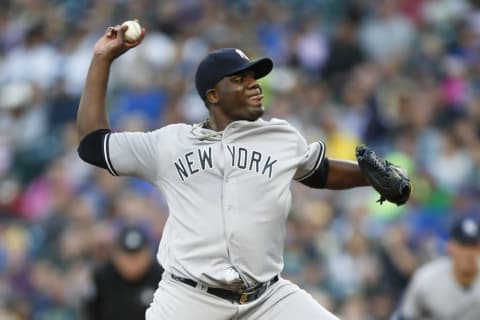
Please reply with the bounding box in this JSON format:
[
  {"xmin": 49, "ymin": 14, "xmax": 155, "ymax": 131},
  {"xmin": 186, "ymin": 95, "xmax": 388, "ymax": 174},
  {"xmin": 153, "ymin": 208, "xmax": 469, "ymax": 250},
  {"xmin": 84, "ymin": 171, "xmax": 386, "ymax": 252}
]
[{"xmin": 246, "ymin": 104, "xmax": 264, "ymax": 120}]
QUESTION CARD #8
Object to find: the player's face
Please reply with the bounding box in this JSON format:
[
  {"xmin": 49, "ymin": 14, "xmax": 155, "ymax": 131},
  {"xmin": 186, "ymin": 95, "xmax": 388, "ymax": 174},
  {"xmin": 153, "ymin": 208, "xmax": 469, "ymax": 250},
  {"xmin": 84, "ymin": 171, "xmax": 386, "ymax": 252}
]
[
  {"xmin": 214, "ymin": 70, "xmax": 265, "ymax": 122},
  {"xmin": 448, "ymin": 242, "xmax": 480, "ymax": 276},
  {"xmin": 113, "ymin": 248, "xmax": 152, "ymax": 281}
]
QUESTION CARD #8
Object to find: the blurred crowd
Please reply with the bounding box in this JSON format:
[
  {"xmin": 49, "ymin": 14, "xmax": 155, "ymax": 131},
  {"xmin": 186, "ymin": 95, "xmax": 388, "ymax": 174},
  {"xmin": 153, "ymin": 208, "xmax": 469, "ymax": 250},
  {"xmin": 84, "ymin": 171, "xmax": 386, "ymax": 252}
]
[{"xmin": 0, "ymin": 0, "xmax": 479, "ymax": 319}]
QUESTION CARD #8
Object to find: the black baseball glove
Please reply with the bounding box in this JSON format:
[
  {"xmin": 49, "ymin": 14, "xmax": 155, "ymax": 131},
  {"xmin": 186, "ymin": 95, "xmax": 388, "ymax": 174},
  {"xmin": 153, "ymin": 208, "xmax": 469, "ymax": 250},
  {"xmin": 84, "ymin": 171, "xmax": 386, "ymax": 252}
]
[{"xmin": 355, "ymin": 145, "xmax": 411, "ymax": 206}]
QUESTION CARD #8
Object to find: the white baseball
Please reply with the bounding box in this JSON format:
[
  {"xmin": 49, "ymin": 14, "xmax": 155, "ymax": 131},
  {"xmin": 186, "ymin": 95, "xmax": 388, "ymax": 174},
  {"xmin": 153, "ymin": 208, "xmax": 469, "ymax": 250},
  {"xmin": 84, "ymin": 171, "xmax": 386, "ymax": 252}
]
[{"xmin": 121, "ymin": 20, "xmax": 142, "ymax": 42}]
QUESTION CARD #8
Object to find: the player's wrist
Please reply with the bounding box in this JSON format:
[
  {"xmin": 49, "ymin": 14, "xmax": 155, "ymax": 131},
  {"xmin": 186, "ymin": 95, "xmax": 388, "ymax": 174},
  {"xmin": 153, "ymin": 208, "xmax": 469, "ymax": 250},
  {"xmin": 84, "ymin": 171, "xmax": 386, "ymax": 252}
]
[{"xmin": 92, "ymin": 52, "xmax": 116, "ymax": 65}]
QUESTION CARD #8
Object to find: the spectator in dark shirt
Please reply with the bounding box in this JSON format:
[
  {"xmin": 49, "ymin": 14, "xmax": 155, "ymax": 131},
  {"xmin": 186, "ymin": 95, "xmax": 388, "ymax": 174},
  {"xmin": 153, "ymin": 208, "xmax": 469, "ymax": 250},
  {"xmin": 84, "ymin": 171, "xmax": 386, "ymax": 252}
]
[
  {"xmin": 85, "ymin": 225, "xmax": 164, "ymax": 320},
  {"xmin": 322, "ymin": 9, "xmax": 365, "ymax": 88}
]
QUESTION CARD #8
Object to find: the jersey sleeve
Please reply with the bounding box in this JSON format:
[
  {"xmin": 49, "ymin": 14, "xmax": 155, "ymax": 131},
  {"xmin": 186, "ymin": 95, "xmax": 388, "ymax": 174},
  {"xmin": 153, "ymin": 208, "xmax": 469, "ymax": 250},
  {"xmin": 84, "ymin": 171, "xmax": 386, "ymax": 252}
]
[
  {"xmin": 104, "ymin": 130, "xmax": 161, "ymax": 181},
  {"xmin": 293, "ymin": 137, "xmax": 326, "ymax": 181}
]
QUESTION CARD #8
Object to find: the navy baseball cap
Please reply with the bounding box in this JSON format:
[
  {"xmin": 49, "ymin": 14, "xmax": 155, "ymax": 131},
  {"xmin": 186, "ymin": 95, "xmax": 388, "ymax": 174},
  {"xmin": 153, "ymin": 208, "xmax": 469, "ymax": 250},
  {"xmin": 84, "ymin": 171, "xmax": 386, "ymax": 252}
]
[
  {"xmin": 449, "ymin": 217, "xmax": 480, "ymax": 245},
  {"xmin": 117, "ymin": 225, "xmax": 148, "ymax": 252},
  {"xmin": 195, "ymin": 48, "xmax": 273, "ymax": 100}
]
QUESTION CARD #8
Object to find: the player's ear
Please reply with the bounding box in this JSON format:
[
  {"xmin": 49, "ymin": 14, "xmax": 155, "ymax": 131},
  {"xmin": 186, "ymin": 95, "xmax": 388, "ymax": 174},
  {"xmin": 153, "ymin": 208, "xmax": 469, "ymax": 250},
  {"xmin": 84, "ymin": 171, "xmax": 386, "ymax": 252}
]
[{"xmin": 206, "ymin": 89, "xmax": 219, "ymax": 105}]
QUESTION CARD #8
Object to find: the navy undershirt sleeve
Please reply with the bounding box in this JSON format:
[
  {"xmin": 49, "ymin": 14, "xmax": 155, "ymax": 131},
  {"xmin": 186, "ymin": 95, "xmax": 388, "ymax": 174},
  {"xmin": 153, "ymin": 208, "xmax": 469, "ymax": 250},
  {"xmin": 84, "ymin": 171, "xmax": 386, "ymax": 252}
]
[
  {"xmin": 298, "ymin": 157, "xmax": 329, "ymax": 189},
  {"xmin": 77, "ymin": 129, "xmax": 111, "ymax": 170}
]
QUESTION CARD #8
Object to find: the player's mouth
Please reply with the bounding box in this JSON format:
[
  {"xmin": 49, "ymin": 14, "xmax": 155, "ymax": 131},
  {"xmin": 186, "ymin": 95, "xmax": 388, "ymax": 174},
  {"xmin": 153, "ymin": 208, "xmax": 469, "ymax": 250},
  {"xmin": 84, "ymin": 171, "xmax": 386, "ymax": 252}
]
[
  {"xmin": 248, "ymin": 88, "xmax": 264, "ymax": 104},
  {"xmin": 249, "ymin": 94, "xmax": 264, "ymax": 103}
]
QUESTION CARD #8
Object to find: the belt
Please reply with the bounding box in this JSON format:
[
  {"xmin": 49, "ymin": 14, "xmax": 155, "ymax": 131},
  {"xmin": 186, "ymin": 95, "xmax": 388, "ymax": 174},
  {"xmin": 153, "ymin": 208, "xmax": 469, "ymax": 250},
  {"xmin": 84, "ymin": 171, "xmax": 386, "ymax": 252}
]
[{"xmin": 171, "ymin": 274, "xmax": 279, "ymax": 304}]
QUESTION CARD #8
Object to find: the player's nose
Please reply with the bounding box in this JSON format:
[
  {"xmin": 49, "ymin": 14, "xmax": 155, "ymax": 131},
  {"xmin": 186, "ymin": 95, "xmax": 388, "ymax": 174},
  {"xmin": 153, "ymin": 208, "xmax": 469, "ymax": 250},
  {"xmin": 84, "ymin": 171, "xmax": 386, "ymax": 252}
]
[{"xmin": 245, "ymin": 76, "xmax": 260, "ymax": 90}]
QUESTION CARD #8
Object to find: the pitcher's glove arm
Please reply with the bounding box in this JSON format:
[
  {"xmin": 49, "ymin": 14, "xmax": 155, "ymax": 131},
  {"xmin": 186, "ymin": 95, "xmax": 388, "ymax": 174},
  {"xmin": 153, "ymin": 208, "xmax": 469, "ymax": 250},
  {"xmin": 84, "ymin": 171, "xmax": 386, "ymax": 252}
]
[{"xmin": 355, "ymin": 145, "xmax": 411, "ymax": 206}]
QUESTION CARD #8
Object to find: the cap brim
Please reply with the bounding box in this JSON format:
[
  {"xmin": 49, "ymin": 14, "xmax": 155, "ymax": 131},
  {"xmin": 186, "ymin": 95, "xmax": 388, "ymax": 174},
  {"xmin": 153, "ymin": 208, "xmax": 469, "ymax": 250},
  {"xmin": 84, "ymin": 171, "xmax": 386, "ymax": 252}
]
[
  {"xmin": 226, "ymin": 57, "xmax": 273, "ymax": 80},
  {"xmin": 452, "ymin": 236, "xmax": 480, "ymax": 246}
]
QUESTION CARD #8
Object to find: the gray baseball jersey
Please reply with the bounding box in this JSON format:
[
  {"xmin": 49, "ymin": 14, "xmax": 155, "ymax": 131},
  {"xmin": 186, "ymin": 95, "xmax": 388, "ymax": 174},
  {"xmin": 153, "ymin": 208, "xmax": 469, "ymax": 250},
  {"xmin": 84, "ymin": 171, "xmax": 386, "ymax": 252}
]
[
  {"xmin": 104, "ymin": 118, "xmax": 325, "ymax": 289},
  {"xmin": 400, "ymin": 257, "xmax": 480, "ymax": 320}
]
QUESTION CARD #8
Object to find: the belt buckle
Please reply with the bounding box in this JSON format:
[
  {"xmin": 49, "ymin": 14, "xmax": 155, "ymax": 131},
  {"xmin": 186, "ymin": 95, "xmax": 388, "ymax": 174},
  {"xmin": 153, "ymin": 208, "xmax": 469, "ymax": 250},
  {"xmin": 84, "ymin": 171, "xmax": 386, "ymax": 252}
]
[
  {"xmin": 239, "ymin": 284, "xmax": 261, "ymax": 304},
  {"xmin": 239, "ymin": 292, "xmax": 249, "ymax": 304}
]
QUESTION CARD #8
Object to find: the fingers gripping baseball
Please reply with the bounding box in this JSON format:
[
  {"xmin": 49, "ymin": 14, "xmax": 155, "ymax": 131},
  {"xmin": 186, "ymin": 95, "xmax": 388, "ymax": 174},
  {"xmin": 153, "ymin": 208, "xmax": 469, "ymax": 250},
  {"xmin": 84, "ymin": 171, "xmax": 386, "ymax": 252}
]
[
  {"xmin": 355, "ymin": 145, "xmax": 412, "ymax": 206},
  {"xmin": 94, "ymin": 20, "xmax": 145, "ymax": 61}
]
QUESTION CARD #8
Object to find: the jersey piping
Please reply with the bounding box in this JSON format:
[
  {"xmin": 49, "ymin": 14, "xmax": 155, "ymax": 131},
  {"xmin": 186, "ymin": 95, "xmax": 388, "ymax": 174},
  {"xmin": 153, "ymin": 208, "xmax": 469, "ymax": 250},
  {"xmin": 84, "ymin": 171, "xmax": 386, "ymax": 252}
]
[
  {"xmin": 104, "ymin": 133, "xmax": 119, "ymax": 176},
  {"xmin": 295, "ymin": 141, "xmax": 325, "ymax": 181}
]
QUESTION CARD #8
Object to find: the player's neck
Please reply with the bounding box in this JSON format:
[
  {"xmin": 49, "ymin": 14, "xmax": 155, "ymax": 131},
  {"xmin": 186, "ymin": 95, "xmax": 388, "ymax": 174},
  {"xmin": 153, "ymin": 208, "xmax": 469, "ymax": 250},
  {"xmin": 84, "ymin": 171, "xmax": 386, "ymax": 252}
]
[{"xmin": 207, "ymin": 114, "xmax": 231, "ymax": 131}]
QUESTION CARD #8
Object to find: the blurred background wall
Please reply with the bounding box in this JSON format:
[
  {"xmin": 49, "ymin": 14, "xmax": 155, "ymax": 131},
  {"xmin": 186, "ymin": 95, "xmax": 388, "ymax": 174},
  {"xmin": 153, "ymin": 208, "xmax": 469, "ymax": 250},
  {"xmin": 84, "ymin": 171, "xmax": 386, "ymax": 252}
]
[{"xmin": 0, "ymin": 0, "xmax": 479, "ymax": 319}]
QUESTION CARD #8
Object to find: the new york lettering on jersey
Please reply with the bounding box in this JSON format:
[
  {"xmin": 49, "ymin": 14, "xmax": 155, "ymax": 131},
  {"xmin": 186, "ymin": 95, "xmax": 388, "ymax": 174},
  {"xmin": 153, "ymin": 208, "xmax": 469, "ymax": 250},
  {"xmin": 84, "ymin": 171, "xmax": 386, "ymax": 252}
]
[
  {"xmin": 174, "ymin": 147, "xmax": 214, "ymax": 181},
  {"xmin": 173, "ymin": 144, "xmax": 278, "ymax": 181}
]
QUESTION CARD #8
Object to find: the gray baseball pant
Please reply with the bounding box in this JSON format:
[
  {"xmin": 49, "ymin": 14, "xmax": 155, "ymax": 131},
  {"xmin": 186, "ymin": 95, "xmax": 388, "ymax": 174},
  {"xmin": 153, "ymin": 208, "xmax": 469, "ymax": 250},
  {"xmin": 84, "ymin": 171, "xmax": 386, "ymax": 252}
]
[{"xmin": 146, "ymin": 273, "xmax": 339, "ymax": 320}]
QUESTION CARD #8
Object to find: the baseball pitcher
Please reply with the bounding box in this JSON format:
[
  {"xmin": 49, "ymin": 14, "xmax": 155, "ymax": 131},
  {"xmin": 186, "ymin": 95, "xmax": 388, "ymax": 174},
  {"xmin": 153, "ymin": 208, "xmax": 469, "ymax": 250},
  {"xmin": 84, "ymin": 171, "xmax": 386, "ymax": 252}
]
[{"xmin": 77, "ymin": 23, "xmax": 410, "ymax": 320}]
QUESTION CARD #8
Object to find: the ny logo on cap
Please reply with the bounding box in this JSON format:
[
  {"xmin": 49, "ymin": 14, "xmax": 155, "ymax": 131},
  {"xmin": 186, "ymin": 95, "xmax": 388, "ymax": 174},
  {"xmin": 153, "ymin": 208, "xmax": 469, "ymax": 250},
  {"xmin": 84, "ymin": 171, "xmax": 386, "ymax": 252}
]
[
  {"xmin": 235, "ymin": 49, "xmax": 249, "ymax": 60},
  {"xmin": 462, "ymin": 219, "xmax": 478, "ymax": 236},
  {"xmin": 125, "ymin": 231, "xmax": 142, "ymax": 248}
]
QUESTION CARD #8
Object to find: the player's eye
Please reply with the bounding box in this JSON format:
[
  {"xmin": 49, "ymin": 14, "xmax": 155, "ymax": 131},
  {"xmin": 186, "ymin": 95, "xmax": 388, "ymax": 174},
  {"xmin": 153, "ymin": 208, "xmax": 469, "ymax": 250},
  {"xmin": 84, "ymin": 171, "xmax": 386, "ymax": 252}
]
[{"xmin": 231, "ymin": 76, "xmax": 243, "ymax": 83}]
